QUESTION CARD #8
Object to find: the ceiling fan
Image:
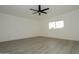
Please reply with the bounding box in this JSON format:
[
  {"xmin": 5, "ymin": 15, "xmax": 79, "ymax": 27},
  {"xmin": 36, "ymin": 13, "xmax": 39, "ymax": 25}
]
[{"xmin": 30, "ymin": 5, "xmax": 49, "ymax": 16}]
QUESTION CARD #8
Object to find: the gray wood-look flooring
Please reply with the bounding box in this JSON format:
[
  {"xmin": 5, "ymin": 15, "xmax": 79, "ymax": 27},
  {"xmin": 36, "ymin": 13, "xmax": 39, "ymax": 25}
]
[{"xmin": 0, "ymin": 37, "xmax": 78, "ymax": 54}]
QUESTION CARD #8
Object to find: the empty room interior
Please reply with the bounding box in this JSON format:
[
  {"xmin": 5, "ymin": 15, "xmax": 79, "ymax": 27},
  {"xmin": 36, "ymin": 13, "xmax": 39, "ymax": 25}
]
[{"xmin": 0, "ymin": 5, "xmax": 79, "ymax": 54}]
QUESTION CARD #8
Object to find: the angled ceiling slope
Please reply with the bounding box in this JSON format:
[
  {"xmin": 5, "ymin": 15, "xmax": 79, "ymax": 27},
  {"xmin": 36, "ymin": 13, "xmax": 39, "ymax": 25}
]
[{"xmin": 0, "ymin": 5, "xmax": 79, "ymax": 20}]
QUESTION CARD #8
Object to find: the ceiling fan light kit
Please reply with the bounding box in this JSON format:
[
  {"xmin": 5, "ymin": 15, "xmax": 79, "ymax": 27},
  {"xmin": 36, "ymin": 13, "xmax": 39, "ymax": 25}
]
[{"xmin": 30, "ymin": 5, "xmax": 49, "ymax": 16}]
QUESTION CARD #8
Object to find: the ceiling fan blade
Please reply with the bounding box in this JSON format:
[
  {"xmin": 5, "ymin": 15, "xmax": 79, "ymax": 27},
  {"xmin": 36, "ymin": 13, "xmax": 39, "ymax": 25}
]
[
  {"xmin": 39, "ymin": 5, "xmax": 41, "ymax": 11},
  {"xmin": 41, "ymin": 8, "xmax": 49, "ymax": 11},
  {"xmin": 30, "ymin": 9, "xmax": 37, "ymax": 11},
  {"xmin": 41, "ymin": 11, "xmax": 47, "ymax": 14}
]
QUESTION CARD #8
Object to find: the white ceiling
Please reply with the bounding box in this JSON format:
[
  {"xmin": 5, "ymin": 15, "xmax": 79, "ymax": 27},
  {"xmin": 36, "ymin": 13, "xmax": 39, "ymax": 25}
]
[{"xmin": 0, "ymin": 5, "xmax": 79, "ymax": 20}]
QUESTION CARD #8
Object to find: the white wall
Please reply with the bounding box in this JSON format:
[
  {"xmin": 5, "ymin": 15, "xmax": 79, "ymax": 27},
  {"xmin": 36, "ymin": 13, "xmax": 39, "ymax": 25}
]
[
  {"xmin": 41, "ymin": 9, "xmax": 79, "ymax": 41},
  {"xmin": 0, "ymin": 9, "xmax": 79, "ymax": 42},
  {"xmin": 0, "ymin": 13, "xmax": 39, "ymax": 42}
]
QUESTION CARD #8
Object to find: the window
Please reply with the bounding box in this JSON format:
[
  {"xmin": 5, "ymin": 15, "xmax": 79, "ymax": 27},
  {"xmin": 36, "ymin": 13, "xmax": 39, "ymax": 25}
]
[{"xmin": 49, "ymin": 20, "xmax": 64, "ymax": 30}]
